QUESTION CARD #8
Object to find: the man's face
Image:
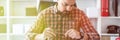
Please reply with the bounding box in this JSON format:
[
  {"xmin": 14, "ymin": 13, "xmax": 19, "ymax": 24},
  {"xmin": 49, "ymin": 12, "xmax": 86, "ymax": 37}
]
[{"xmin": 57, "ymin": 0, "xmax": 76, "ymax": 13}]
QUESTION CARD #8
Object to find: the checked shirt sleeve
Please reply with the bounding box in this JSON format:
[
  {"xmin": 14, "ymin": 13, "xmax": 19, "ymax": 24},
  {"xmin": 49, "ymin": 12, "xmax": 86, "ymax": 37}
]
[
  {"xmin": 80, "ymin": 11, "xmax": 100, "ymax": 40},
  {"xmin": 26, "ymin": 11, "xmax": 47, "ymax": 40}
]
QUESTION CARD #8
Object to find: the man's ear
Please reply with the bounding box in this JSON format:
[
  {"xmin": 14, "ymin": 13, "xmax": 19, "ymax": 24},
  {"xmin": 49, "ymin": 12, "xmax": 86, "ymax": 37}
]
[{"xmin": 74, "ymin": 3, "xmax": 77, "ymax": 7}]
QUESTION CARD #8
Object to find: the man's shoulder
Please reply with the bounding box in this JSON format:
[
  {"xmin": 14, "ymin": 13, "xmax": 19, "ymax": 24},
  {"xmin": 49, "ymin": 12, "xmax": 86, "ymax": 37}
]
[
  {"xmin": 74, "ymin": 8, "xmax": 85, "ymax": 15},
  {"xmin": 36, "ymin": 6, "xmax": 55, "ymax": 17},
  {"xmin": 37, "ymin": 6, "xmax": 56, "ymax": 18},
  {"xmin": 38, "ymin": 6, "xmax": 55, "ymax": 15}
]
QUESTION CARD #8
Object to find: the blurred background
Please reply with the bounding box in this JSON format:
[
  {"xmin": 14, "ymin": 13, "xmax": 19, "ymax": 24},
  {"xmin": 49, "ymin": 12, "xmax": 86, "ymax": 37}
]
[{"xmin": 0, "ymin": 0, "xmax": 120, "ymax": 40}]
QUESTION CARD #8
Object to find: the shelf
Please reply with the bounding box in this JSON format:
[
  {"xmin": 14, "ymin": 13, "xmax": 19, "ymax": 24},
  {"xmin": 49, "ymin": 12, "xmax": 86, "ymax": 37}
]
[
  {"xmin": 40, "ymin": 0, "xmax": 57, "ymax": 2},
  {"xmin": 0, "ymin": 16, "xmax": 6, "ymax": 19},
  {"xmin": 88, "ymin": 17, "xmax": 98, "ymax": 18},
  {"xmin": 101, "ymin": 17, "xmax": 120, "ymax": 18},
  {"xmin": 0, "ymin": 34, "xmax": 7, "ymax": 40},
  {"xmin": 0, "ymin": 19, "xmax": 6, "ymax": 24},
  {"xmin": 10, "ymin": 0, "xmax": 37, "ymax": 2},
  {"xmin": 10, "ymin": 34, "xmax": 25, "ymax": 40},
  {"xmin": 0, "ymin": 0, "xmax": 6, "ymax": 2},
  {"xmin": 101, "ymin": 33, "xmax": 119, "ymax": 36},
  {"xmin": 10, "ymin": 16, "xmax": 36, "ymax": 19},
  {"xmin": 9, "ymin": 33, "xmax": 25, "ymax": 36},
  {"xmin": 0, "ymin": 33, "xmax": 7, "ymax": 35}
]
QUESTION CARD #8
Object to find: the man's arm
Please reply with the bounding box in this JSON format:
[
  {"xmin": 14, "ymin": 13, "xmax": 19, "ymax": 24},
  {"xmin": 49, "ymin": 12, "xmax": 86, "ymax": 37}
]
[
  {"xmin": 80, "ymin": 11, "xmax": 100, "ymax": 40},
  {"xmin": 26, "ymin": 12, "xmax": 47, "ymax": 40}
]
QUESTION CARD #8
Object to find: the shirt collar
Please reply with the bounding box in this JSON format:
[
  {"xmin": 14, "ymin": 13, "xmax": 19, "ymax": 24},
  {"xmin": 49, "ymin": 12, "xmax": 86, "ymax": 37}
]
[{"xmin": 53, "ymin": 4, "xmax": 64, "ymax": 14}]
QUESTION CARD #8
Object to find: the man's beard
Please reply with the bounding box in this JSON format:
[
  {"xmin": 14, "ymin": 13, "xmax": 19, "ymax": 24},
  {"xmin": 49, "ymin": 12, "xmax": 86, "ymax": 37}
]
[
  {"xmin": 60, "ymin": 11, "xmax": 71, "ymax": 17},
  {"xmin": 62, "ymin": 11, "xmax": 70, "ymax": 14}
]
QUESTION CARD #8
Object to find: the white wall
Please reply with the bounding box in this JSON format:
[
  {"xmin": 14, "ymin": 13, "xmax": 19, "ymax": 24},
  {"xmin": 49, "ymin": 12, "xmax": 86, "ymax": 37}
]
[
  {"xmin": 76, "ymin": 0, "xmax": 97, "ymax": 11},
  {"xmin": 76, "ymin": 0, "xmax": 100, "ymax": 17},
  {"xmin": 90, "ymin": 18, "xmax": 98, "ymax": 30}
]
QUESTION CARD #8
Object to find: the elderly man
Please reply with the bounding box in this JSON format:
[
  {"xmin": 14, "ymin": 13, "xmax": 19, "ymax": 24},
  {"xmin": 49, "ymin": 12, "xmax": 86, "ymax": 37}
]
[{"xmin": 26, "ymin": 0, "xmax": 100, "ymax": 40}]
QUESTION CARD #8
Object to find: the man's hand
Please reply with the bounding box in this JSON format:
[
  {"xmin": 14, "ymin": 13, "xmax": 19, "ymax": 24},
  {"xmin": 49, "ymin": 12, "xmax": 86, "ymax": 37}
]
[
  {"xmin": 35, "ymin": 34, "xmax": 45, "ymax": 40},
  {"xmin": 43, "ymin": 28, "xmax": 56, "ymax": 38},
  {"xmin": 65, "ymin": 29, "xmax": 81, "ymax": 39},
  {"xmin": 35, "ymin": 28, "xmax": 56, "ymax": 40},
  {"xmin": 83, "ymin": 33, "xmax": 89, "ymax": 40}
]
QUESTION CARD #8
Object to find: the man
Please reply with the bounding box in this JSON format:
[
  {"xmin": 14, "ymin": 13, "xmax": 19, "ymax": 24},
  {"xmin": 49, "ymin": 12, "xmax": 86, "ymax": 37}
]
[{"xmin": 26, "ymin": 0, "xmax": 100, "ymax": 40}]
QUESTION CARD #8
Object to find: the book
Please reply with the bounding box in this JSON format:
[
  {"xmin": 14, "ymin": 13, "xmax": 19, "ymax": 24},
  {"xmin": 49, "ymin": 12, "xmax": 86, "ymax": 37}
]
[
  {"xmin": 109, "ymin": 0, "xmax": 114, "ymax": 16},
  {"xmin": 26, "ymin": 7, "xmax": 37, "ymax": 16},
  {"xmin": 0, "ymin": 6, "xmax": 4, "ymax": 16},
  {"xmin": 0, "ymin": 24, "xmax": 6, "ymax": 33},
  {"xmin": 101, "ymin": 0, "xmax": 109, "ymax": 16},
  {"xmin": 109, "ymin": 0, "xmax": 119, "ymax": 16},
  {"xmin": 112, "ymin": 0, "xmax": 118, "ymax": 16}
]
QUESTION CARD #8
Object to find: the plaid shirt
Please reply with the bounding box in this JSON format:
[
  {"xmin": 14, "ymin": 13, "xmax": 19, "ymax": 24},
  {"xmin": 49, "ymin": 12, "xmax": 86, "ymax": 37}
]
[{"xmin": 26, "ymin": 5, "xmax": 100, "ymax": 40}]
